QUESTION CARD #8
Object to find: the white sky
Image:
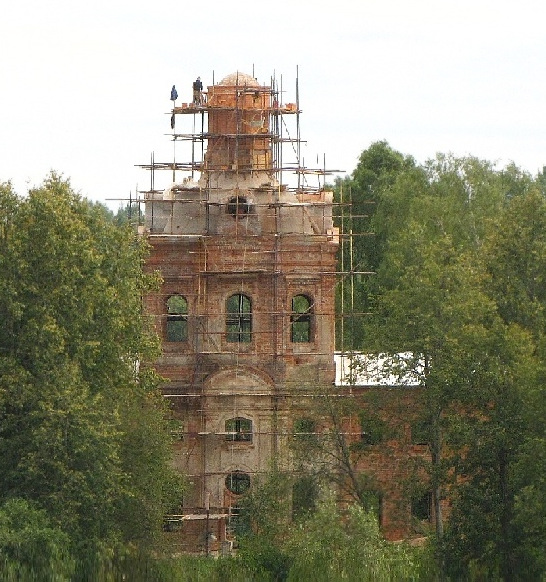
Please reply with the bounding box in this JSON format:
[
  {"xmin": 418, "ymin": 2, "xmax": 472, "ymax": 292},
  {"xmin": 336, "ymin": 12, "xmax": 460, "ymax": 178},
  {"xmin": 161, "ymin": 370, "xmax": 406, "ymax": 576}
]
[{"xmin": 1, "ymin": 0, "xmax": 545, "ymax": 210}]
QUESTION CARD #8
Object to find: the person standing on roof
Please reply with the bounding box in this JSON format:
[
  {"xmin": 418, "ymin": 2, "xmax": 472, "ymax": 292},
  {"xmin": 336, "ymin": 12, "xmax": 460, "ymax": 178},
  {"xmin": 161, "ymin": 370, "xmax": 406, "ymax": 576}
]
[
  {"xmin": 193, "ymin": 77, "xmax": 203, "ymax": 105},
  {"xmin": 170, "ymin": 85, "xmax": 178, "ymax": 130}
]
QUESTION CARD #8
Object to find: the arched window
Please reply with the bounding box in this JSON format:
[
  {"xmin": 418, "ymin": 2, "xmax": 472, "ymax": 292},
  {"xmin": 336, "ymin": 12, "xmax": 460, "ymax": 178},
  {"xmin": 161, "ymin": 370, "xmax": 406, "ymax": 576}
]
[
  {"xmin": 291, "ymin": 294, "xmax": 312, "ymax": 343},
  {"xmin": 225, "ymin": 417, "xmax": 253, "ymax": 442},
  {"xmin": 225, "ymin": 471, "xmax": 251, "ymax": 495},
  {"xmin": 166, "ymin": 295, "xmax": 188, "ymax": 342},
  {"xmin": 226, "ymin": 293, "xmax": 252, "ymax": 343}
]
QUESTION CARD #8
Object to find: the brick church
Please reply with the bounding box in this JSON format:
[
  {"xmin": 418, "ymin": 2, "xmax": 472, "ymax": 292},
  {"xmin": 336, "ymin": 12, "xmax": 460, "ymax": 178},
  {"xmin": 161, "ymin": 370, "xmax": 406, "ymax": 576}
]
[{"xmin": 141, "ymin": 71, "xmax": 433, "ymax": 552}]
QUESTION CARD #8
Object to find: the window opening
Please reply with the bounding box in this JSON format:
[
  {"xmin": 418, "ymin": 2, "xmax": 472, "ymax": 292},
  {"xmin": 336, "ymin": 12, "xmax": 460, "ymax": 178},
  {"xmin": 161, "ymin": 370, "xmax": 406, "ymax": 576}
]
[
  {"xmin": 293, "ymin": 417, "xmax": 317, "ymax": 444},
  {"xmin": 292, "ymin": 476, "xmax": 318, "ymax": 519},
  {"xmin": 291, "ymin": 294, "xmax": 312, "ymax": 342},
  {"xmin": 226, "ymin": 504, "xmax": 240, "ymax": 537},
  {"xmin": 226, "ymin": 294, "xmax": 252, "ymax": 343},
  {"xmin": 226, "ymin": 503, "xmax": 250, "ymax": 538},
  {"xmin": 166, "ymin": 295, "xmax": 188, "ymax": 342},
  {"xmin": 412, "ymin": 491, "xmax": 432, "ymax": 522},
  {"xmin": 358, "ymin": 411, "xmax": 386, "ymax": 445},
  {"xmin": 411, "ymin": 419, "xmax": 430, "ymax": 445},
  {"xmin": 225, "ymin": 471, "xmax": 251, "ymax": 495},
  {"xmin": 227, "ymin": 196, "xmax": 251, "ymax": 217},
  {"xmin": 225, "ymin": 418, "xmax": 253, "ymax": 442}
]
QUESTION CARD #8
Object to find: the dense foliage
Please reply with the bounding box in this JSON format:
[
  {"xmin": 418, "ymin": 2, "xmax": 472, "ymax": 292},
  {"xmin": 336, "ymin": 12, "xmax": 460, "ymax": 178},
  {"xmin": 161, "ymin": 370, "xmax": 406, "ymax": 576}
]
[
  {"xmin": 2, "ymin": 144, "xmax": 545, "ymax": 581},
  {"xmin": 0, "ymin": 174, "xmax": 183, "ymax": 578},
  {"xmin": 232, "ymin": 474, "xmax": 430, "ymax": 582},
  {"xmin": 337, "ymin": 144, "xmax": 546, "ymax": 580}
]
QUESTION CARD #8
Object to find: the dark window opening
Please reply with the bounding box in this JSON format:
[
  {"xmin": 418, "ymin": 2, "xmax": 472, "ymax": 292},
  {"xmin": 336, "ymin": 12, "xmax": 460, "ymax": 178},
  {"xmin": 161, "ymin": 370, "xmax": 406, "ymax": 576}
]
[
  {"xmin": 359, "ymin": 412, "xmax": 386, "ymax": 446},
  {"xmin": 225, "ymin": 471, "xmax": 251, "ymax": 495},
  {"xmin": 411, "ymin": 419, "xmax": 430, "ymax": 445},
  {"xmin": 292, "ymin": 476, "xmax": 318, "ymax": 519},
  {"xmin": 226, "ymin": 503, "xmax": 251, "ymax": 538},
  {"xmin": 291, "ymin": 294, "xmax": 312, "ymax": 343},
  {"xmin": 225, "ymin": 418, "xmax": 252, "ymax": 443},
  {"xmin": 226, "ymin": 504, "xmax": 240, "ymax": 537},
  {"xmin": 412, "ymin": 491, "xmax": 432, "ymax": 522},
  {"xmin": 227, "ymin": 196, "xmax": 251, "ymax": 217},
  {"xmin": 166, "ymin": 295, "xmax": 188, "ymax": 342},
  {"xmin": 352, "ymin": 409, "xmax": 390, "ymax": 449},
  {"xmin": 361, "ymin": 430, "xmax": 379, "ymax": 445},
  {"xmin": 226, "ymin": 293, "xmax": 252, "ymax": 343}
]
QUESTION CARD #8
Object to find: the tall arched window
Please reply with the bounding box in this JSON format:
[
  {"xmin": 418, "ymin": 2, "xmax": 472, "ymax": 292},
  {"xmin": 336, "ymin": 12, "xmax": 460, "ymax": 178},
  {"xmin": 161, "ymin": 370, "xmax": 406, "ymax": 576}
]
[
  {"xmin": 226, "ymin": 293, "xmax": 252, "ymax": 343},
  {"xmin": 291, "ymin": 294, "xmax": 312, "ymax": 343},
  {"xmin": 166, "ymin": 295, "xmax": 188, "ymax": 342},
  {"xmin": 225, "ymin": 417, "xmax": 253, "ymax": 442}
]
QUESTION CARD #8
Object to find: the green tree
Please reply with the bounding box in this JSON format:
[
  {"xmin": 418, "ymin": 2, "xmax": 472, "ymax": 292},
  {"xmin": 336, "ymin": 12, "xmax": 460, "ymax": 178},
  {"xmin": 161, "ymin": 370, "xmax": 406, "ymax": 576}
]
[
  {"xmin": 484, "ymin": 189, "xmax": 546, "ymax": 339},
  {"xmin": 360, "ymin": 155, "xmax": 544, "ymax": 579},
  {"xmin": 237, "ymin": 470, "xmax": 294, "ymax": 581},
  {"xmin": 340, "ymin": 141, "xmax": 418, "ymax": 275},
  {"xmin": 285, "ymin": 495, "xmax": 425, "ymax": 582},
  {"xmin": 335, "ymin": 141, "xmax": 419, "ymax": 348},
  {"xmin": 114, "ymin": 200, "xmax": 143, "ymax": 227},
  {"xmin": 440, "ymin": 188, "xmax": 546, "ymax": 581},
  {"xmin": 367, "ymin": 229, "xmax": 499, "ymax": 541},
  {"xmin": 441, "ymin": 321, "xmax": 539, "ymax": 581},
  {"xmin": 0, "ymin": 498, "xmax": 74, "ymax": 581},
  {"xmin": 0, "ymin": 175, "xmax": 183, "ymax": 573},
  {"xmin": 289, "ymin": 386, "xmax": 390, "ymax": 514},
  {"xmin": 237, "ymin": 472, "xmax": 429, "ymax": 582}
]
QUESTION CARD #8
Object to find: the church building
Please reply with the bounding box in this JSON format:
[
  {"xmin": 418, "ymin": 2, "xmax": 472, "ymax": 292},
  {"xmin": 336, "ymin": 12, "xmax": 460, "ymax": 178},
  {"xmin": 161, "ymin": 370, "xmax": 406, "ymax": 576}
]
[{"xmin": 141, "ymin": 70, "xmax": 432, "ymax": 552}]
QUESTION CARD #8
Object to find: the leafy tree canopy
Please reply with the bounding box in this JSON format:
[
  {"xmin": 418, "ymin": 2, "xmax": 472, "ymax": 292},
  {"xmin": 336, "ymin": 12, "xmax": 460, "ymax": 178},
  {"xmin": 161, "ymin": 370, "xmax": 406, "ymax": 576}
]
[
  {"xmin": 340, "ymin": 144, "xmax": 545, "ymax": 579},
  {"xmin": 0, "ymin": 174, "xmax": 183, "ymax": 574}
]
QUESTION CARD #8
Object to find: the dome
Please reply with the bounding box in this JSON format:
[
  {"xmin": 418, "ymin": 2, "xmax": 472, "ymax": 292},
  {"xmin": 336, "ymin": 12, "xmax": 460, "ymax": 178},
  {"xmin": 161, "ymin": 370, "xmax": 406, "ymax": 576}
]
[{"xmin": 218, "ymin": 71, "xmax": 259, "ymax": 87}]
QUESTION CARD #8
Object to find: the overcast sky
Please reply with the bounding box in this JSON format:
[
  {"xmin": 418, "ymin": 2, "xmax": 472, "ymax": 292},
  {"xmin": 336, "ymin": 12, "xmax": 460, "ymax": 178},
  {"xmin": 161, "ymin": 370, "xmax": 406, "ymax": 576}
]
[{"xmin": 1, "ymin": 0, "xmax": 545, "ymax": 209}]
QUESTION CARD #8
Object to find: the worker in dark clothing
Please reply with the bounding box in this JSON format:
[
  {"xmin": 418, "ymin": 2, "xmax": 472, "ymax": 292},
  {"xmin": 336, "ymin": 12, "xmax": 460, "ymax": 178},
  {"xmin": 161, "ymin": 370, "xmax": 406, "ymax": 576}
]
[
  {"xmin": 193, "ymin": 77, "xmax": 203, "ymax": 105},
  {"xmin": 170, "ymin": 85, "xmax": 178, "ymax": 130}
]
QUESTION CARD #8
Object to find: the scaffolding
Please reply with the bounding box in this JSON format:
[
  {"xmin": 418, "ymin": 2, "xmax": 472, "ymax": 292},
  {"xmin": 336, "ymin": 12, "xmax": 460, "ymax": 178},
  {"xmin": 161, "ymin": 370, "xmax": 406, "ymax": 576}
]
[{"xmin": 132, "ymin": 69, "xmax": 376, "ymax": 553}]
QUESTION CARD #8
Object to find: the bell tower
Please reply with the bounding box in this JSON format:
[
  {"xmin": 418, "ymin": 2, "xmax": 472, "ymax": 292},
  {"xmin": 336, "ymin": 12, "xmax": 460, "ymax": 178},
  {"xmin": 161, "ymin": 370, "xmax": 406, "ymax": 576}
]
[
  {"xmin": 141, "ymin": 70, "xmax": 339, "ymax": 551},
  {"xmin": 205, "ymin": 72, "xmax": 272, "ymax": 173}
]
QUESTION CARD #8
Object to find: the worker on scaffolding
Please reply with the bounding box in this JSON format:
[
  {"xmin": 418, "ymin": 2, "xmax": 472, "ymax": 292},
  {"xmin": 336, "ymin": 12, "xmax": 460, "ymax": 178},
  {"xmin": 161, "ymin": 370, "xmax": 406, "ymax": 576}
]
[{"xmin": 193, "ymin": 76, "xmax": 203, "ymax": 105}]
